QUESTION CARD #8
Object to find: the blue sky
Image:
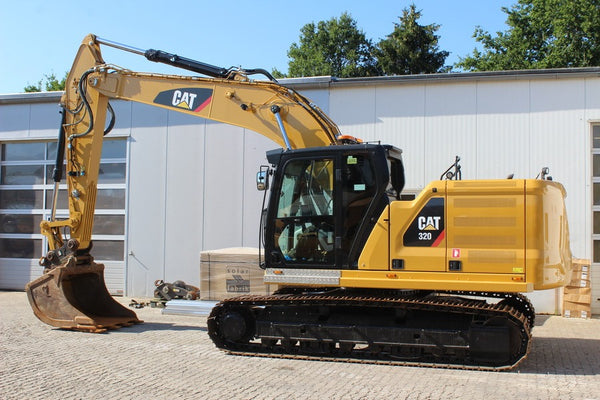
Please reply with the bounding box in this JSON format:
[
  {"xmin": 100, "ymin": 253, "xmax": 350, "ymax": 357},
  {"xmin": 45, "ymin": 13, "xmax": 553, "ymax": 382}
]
[{"xmin": 0, "ymin": 0, "xmax": 513, "ymax": 94}]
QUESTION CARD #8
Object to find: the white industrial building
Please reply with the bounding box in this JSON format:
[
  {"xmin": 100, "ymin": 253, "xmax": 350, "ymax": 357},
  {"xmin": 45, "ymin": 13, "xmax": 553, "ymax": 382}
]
[{"xmin": 1, "ymin": 69, "xmax": 598, "ymax": 315}]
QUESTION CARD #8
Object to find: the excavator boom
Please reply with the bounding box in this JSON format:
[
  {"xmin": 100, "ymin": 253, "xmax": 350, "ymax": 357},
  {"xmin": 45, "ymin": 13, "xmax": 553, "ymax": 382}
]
[{"xmin": 26, "ymin": 34, "xmax": 341, "ymax": 333}]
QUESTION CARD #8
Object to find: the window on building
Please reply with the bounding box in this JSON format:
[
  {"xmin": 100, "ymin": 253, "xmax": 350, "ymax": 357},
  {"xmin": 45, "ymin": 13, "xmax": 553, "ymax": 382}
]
[{"xmin": 0, "ymin": 139, "xmax": 127, "ymax": 261}]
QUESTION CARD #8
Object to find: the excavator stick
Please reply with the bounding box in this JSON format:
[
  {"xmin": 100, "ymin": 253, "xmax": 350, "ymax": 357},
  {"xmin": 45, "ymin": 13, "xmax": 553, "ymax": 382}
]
[{"xmin": 25, "ymin": 257, "xmax": 141, "ymax": 333}]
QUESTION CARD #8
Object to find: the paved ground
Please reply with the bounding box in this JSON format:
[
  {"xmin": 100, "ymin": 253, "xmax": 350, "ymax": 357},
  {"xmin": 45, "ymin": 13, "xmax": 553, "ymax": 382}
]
[{"xmin": 1, "ymin": 290, "xmax": 599, "ymax": 400}]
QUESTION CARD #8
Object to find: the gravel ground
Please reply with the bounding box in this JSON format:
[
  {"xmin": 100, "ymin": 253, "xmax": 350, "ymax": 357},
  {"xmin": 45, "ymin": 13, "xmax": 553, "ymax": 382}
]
[{"xmin": 1, "ymin": 290, "xmax": 599, "ymax": 400}]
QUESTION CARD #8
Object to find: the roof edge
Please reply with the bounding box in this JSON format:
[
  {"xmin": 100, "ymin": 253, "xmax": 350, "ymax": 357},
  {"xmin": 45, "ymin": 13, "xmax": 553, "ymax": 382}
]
[
  {"xmin": 281, "ymin": 67, "xmax": 600, "ymax": 89},
  {"xmin": 0, "ymin": 91, "xmax": 63, "ymax": 105}
]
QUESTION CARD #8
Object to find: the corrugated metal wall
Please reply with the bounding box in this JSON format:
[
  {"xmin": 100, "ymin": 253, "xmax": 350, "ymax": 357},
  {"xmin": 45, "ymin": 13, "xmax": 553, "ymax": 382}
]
[
  {"xmin": 124, "ymin": 103, "xmax": 272, "ymax": 296},
  {"xmin": 1, "ymin": 71, "xmax": 598, "ymax": 314},
  {"xmin": 327, "ymin": 77, "xmax": 593, "ymax": 261}
]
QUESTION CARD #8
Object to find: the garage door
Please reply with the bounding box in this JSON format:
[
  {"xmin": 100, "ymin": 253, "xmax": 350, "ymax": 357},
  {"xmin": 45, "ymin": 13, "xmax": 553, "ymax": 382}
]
[{"xmin": 0, "ymin": 139, "xmax": 128, "ymax": 294}]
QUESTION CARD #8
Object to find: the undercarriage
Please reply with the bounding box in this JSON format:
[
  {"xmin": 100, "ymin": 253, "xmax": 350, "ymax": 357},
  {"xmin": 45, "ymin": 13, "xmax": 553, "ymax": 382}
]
[{"xmin": 207, "ymin": 288, "xmax": 534, "ymax": 371}]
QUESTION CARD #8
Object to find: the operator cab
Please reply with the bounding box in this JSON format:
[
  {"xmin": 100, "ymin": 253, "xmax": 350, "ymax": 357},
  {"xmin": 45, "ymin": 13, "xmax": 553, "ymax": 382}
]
[{"xmin": 260, "ymin": 144, "xmax": 404, "ymax": 270}]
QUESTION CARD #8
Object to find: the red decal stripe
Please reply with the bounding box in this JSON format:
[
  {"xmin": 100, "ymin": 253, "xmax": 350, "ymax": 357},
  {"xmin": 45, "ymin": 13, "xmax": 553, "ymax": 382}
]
[
  {"xmin": 432, "ymin": 229, "xmax": 445, "ymax": 247},
  {"xmin": 193, "ymin": 95, "xmax": 212, "ymax": 112}
]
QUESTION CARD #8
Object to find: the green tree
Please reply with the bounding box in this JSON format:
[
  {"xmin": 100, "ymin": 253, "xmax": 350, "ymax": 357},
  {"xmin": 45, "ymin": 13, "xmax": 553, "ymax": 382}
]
[
  {"xmin": 271, "ymin": 67, "xmax": 287, "ymax": 79},
  {"xmin": 457, "ymin": 0, "xmax": 600, "ymax": 71},
  {"xmin": 24, "ymin": 72, "xmax": 67, "ymax": 92},
  {"xmin": 375, "ymin": 4, "xmax": 449, "ymax": 75},
  {"xmin": 286, "ymin": 12, "xmax": 377, "ymax": 78}
]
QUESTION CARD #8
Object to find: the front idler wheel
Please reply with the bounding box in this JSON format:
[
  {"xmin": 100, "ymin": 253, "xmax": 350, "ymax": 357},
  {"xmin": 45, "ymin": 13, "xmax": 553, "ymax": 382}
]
[{"xmin": 212, "ymin": 306, "xmax": 255, "ymax": 348}]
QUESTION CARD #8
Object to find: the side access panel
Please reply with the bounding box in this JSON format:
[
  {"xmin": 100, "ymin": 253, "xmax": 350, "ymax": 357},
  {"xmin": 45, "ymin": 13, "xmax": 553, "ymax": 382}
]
[{"xmin": 445, "ymin": 180, "xmax": 526, "ymax": 275}]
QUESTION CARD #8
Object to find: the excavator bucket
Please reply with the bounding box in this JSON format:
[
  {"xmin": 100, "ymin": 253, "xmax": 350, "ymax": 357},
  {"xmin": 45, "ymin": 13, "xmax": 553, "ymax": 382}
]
[{"xmin": 25, "ymin": 257, "xmax": 141, "ymax": 333}]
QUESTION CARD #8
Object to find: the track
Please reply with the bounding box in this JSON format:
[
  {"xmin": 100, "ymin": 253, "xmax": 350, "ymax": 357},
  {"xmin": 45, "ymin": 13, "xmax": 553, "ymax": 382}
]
[{"xmin": 207, "ymin": 289, "xmax": 533, "ymax": 371}]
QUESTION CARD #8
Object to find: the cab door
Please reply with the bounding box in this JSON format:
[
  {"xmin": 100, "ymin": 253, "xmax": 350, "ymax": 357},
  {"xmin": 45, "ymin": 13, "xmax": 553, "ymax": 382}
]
[{"xmin": 270, "ymin": 157, "xmax": 337, "ymax": 267}]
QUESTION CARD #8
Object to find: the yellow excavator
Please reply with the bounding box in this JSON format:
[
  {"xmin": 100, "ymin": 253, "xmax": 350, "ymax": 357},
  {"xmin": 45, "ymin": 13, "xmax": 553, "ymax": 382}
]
[{"xmin": 25, "ymin": 34, "xmax": 572, "ymax": 370}]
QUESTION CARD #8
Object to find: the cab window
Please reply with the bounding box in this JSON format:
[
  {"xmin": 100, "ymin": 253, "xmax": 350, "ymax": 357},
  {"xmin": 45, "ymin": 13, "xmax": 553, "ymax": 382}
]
[{"xmin": 275, "ymin": 159, "xmax": 334, "ymax": 264}]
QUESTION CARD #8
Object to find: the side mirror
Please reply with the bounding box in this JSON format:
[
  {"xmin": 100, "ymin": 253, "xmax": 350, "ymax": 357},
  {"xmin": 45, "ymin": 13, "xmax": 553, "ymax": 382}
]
[{"xmin": 256, "ymin": 166, "xmax": 270, "ymax": 191}]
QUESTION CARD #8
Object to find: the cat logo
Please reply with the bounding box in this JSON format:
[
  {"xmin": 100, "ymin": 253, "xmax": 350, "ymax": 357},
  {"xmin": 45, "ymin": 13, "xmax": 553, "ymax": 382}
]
[
  {"xmin": 418, "ymin": 216, "xmax": 441, "ymax": 231},
  {"xmin": 171, "ymin": 90, "xmax": 198, "ymax": 110},
  {"xmin": 153, "ymin": 88, "xmax": 213, "ymax": 112},
  {"xmin": 404, "ymin": 197, "xmax": 445, "ymax": 247}
]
